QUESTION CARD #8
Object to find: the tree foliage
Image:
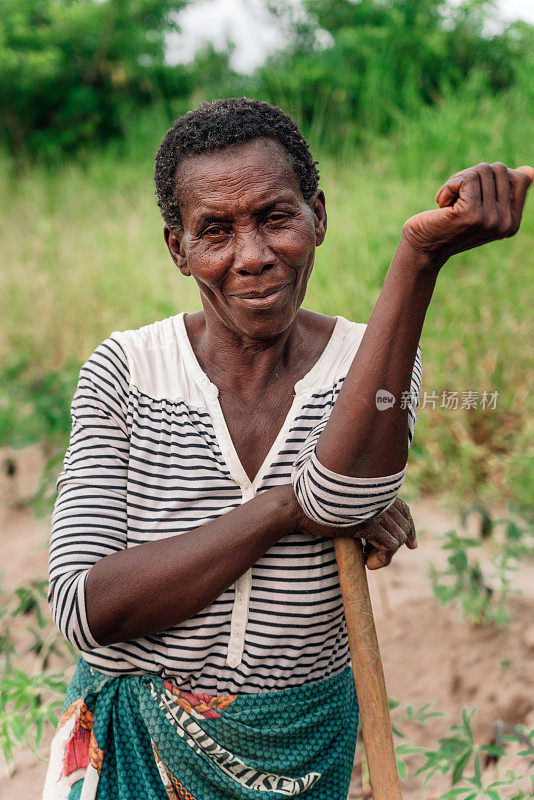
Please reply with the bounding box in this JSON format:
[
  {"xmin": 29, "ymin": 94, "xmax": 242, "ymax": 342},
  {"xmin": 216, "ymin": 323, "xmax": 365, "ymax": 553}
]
[
  {"xmin": 258, "ymin": 0, "xmax": 534, "ymax": 143},
  {"xmin": 0, "ymin": 0, "xmax": 533, "ymax": 157},
  {"xmin": 0, "ymin": 0, "xmax": 188, "ymax": 157}
]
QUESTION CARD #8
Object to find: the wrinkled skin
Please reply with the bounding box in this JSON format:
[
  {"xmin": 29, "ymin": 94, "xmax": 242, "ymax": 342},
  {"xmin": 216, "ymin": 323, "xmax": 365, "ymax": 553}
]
[
  {"xmin": 403, "ymin": 162, "xmax": 533, "ymax": 268},
  {"xmin": 297, "ymin": 496, "xmax": 417, "ymax": 571},
  {"xmin": 165, "ymin": 138, "xmax": 327, "ymax": 343}
]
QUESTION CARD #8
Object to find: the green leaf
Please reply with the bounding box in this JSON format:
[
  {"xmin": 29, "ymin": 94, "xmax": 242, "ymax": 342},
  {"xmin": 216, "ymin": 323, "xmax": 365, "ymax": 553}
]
[
  {"xmin": 47, "ymin": 707, "xmax": 60, "ymax": 727},
  {"xmin": 10, "ymin": 715, "xmax": 24, "ymax": 741},
  {"xmin": 396, "ymin": 743, "xmax": 424, "ymax": 755},
  {"xmin": 2, "ymin": 738, "xmax": 14, "ymax": 768},
  {"xmin": 440, "ymin": 736, "xmax": 468, "ymax": 748},
  {"xmin": 473, "ymin": 752, "xmax": 482, "ymax": 783},
  {"xmin": 461, "ymin": 708, "xmax": 476, "ymax": 742},
  {"xmin": 481, "ymin": 744, "xmax": 505, "ymax": 757},
  {"xmin": 35, "ymin": 717, "xmax": 44, "ymax": 748},
  {"xmin": 452, "ymin": 749, "xmax": 472, "ymax": 785}
]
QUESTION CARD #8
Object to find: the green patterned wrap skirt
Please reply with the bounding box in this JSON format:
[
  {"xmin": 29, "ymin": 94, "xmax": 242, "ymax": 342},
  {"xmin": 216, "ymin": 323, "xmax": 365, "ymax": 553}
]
[{"xmin": 42, "ymin": 658, "xmax": 358, "ymax": 799}]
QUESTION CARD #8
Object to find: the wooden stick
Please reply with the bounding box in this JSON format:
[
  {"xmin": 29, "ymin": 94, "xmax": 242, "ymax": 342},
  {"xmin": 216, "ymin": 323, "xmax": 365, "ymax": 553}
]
[{"xmin": 334, "ymin": 537, "xmax": 403, "ymax": 800}]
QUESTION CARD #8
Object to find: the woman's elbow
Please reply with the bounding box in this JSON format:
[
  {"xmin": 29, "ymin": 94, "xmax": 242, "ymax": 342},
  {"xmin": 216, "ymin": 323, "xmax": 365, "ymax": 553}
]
[
  {"xmin": 293, "ymin": 452, "xmax": 406, "ymax": 526},
  {"xmin": 48, "ymin": 572, "xmax": 102, "ymax": 654}
]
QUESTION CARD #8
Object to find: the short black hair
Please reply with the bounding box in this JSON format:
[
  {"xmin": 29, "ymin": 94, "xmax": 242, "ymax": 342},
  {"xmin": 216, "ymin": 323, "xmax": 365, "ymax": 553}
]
[{"xmin": 154, "ymin": 97, "xmax": 319, "ymax": 229}]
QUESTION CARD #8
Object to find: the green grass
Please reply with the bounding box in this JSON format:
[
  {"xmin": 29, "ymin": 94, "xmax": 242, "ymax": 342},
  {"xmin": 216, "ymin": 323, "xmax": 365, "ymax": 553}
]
[{"xmin": 1, "ymin": 88, "xmax": 533, "ymax": 510}]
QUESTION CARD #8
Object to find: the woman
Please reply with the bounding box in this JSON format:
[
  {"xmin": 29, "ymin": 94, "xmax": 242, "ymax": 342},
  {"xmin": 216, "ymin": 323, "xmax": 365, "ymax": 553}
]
[{"xmin": 44, "ymin": 98, "xmax": 532, "ymax": 799}]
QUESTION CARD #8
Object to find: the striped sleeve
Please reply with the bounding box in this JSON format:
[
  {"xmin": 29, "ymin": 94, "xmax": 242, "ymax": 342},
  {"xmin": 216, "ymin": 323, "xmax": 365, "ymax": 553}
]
[
  {"xmin": 292, "ymin": 346, "xmax": 422, "ymax": 527},
  {"xmin": 48, "ymin": 337, "xmax": 130, "ymax": 652}
]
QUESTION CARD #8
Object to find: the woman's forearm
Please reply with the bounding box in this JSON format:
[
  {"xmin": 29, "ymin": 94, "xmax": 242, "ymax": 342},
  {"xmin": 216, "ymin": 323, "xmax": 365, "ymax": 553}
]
[
  {"xmin": 85, "ymin": 484, "xmax": 298, "ymax": 646},
  {"xmin": 315, "ymin": 162, "xmax": 533, "ymax": 479},
  {"xmin": 315, "ymin": 237, "xmax": 438, "ymax": 477}
]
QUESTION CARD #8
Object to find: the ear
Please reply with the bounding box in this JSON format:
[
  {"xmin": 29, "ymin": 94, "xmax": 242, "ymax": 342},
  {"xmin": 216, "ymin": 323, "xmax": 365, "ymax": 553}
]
[
  {"xmin": 164, "ymin": 226, "xmax": 190, "ymax": 276},
  {"xmin": 309, "ymin": 190, "xmax": 327, "ymax": 246}
]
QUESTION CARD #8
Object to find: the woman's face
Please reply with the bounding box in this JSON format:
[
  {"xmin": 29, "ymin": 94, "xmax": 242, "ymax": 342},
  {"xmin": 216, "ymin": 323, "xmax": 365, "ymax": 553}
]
[{"xmin": 164, "ymin": 137, "xmax": 327, "ymax": 340}]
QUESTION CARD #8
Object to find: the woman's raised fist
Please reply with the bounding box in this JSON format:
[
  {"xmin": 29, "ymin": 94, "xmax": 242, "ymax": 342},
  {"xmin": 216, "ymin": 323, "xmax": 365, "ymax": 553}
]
[{"xmin": 402, "ymin": 162, "xmax": 533, "ymax": 270}]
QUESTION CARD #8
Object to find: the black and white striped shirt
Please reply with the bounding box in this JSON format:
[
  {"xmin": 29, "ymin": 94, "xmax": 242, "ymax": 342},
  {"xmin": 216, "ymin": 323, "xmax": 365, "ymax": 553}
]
[{"xmin": 48, "ymin": 312, "xmax": 422, "ymax": 694}]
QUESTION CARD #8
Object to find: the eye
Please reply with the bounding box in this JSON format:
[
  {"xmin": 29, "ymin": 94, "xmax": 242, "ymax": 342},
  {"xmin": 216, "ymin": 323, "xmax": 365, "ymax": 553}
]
[
  {"xmin": 202, "ymin": 224, "xmax": 229, "ymax": 240},
  {"xmin": 266, "ymin": 212, "xmax": 290, "ymax": 224}
]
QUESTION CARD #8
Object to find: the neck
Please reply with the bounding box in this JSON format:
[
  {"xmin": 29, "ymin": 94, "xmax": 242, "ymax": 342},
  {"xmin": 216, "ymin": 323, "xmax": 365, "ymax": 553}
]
[{"xmin": 184, "ymin": 310, "xmax": 304, "ymax": 394}]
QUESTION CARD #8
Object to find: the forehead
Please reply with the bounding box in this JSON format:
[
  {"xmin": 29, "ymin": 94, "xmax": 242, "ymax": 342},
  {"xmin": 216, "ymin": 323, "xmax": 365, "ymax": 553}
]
[{"xmin": 175, "ymin": 138, "xmax": 303, "ymax": 226}]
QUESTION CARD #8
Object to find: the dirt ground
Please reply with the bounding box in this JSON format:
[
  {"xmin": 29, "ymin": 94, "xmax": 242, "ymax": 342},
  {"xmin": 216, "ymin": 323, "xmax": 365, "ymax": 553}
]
[{"xmin": 1, "ymin": 446, "xmax": 533, "ymax": 799}]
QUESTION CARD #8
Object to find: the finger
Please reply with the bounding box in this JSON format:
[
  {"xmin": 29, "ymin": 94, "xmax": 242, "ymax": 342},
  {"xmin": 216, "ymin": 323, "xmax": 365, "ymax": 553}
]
[
  {"xmin": 516, "ymin": 165, "xmax": 534, "ymax": 185},
  {"xmin": 435, "ymin": 168, "xmax": 480, "ymax": 207},
  {"xmin": 407, "ymin": 520, "xmax": 417, "ymax": 549},
  {"xmin": 365, "ymin": 543, "xmax": 393, "ymax": 570},
  {"xmin": 435, "ymin": 183, "xmax": 458, "ymax": 208},
  {"xmin": 491, "ymin": 162, "xmax": 512, "ymax": 236},
  {"xmin": 359, "ymin": 521, "xmax": 400, "ymax": 553},
  {"xmin": 387, "ymin": 497, "xmax": 413, "ymax": 529},
  {"xmin": 387, "ymin": 503, "xmax": 417, "ymax": 549},
  {"xmin": 476, "ymin": 163, "xmax": 498, "ymax": 229},
  {"xmin": 436, "ymin": 169, "xmax": 482, "ymax": 212},
  {"xmin": 379, "ymin": 513, "xmax": 409, "ymax": 547},
  {"xmin": 389, "ymin": 497, "xmax": 416, "ymax": 532},
  {"xmin": 364, "ymin": 538, "xmax": 394, "ymax": 569},
  {"xmin": 436, "ymin": 174, "xmax": 463, "ymax": 207},
  {"xmin": 509, "ymin": 166, "xmax": 534, "ymax": 228},
  {"xmin": 435, "ymin": 169, "xmax": 464, "ymax": 206}
]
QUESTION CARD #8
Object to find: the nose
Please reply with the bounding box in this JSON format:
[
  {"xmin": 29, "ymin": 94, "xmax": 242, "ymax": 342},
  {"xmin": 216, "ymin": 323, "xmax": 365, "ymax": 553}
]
[{"xmin": 234, "ymin": 228, "xmax": 275, "ymax": 276}]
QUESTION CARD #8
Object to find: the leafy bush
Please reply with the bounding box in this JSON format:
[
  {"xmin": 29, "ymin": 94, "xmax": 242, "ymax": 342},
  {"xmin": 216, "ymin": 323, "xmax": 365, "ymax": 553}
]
[
  {"xmin": 0, "ymin": 359, "xmax": 78, "ymax": 450},
  {"xmin": 0, "ymin": 580, "xmax": 74, "ymax": 770},
  {"xmin": 353, "ymin": 699, "xmax": 534, "ymax": 797},
  {"xmin": 0, "ymin": 0, "xmax": 188, "ymax": 158},
  {"xmin": 429, "ymin": 505, "xmax": 533, "ymax": 626},
  {"xmin": 2, "ymin": 1, "xmax": 534, "ymax": 158},
  {"xmin": 396, "ymin": 705, "xmax": 534, "ymax": 799},
  {"xmin": 258, "ymin": 0, "xmax": 534, "ymax": 150}
]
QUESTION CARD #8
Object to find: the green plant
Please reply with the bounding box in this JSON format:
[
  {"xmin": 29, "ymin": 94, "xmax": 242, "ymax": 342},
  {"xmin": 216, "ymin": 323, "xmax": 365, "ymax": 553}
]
[
  {"xmin": 0, "ymin": 359, "xmax": 79, "ymax": 449},
  {"xmin": 407, "ymin": 709, "xmax": 533, "ymax": 799},
  {"xmin": 390, "ymin": 702, "xmax": 534, "ymax": 799},
  {"xmin": 0, "ymin": 0, "xmax": 189, "ymax": 158},
  {"xmin": 429, "ymin": 505, "xmax": 532, "ymax": 626},
  {"xmin": 0, "ymin": 579, "xmax": 74, "ymax": 771},
  {"xmin": 0, "ymin": 359, "xmax": 81, "ymax": 514},
  {"xmin": 389, "ymin": 699, "xmax": 446, "ymax": 780},
  {"xmin": 261, "ymin": 0, "xmax": 534, "ymax": 150}
]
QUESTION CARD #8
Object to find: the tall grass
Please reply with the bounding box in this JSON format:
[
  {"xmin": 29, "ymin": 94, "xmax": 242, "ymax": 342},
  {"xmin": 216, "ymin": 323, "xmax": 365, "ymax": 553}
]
[{"xmin": 1, "ymin": 86, "xmax": 532, "ymax": 508}]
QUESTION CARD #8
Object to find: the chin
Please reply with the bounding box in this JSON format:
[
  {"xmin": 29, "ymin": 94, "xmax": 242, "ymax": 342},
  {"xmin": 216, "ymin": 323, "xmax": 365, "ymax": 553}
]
[{"xmin": 231, "ymin": 308, "xmax": 297, "ymax": 340}]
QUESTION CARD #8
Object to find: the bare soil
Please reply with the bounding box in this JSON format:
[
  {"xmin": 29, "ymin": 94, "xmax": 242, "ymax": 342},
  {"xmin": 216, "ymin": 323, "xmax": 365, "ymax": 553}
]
[{"xmin": 1, "ymin": 448, "xmax": 532, "ymax": 799}]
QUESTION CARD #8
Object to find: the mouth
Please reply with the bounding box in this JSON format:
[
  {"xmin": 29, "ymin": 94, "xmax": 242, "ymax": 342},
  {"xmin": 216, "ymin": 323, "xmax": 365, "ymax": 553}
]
[{"xmin": 230, "ymin": 283, "xmax": 290, "ymax": 309}]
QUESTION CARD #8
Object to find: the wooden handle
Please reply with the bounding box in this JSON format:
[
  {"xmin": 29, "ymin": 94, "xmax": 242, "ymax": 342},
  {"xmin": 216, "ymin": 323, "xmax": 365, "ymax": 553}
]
[{"xmin": 334, "ymin": 537, "xmax": 403, "ymax": 800}]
